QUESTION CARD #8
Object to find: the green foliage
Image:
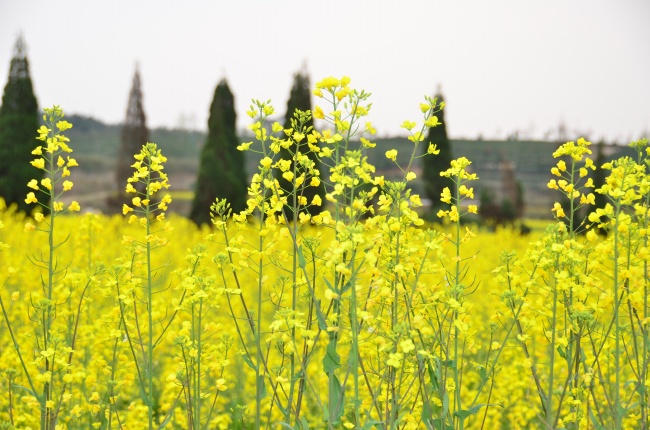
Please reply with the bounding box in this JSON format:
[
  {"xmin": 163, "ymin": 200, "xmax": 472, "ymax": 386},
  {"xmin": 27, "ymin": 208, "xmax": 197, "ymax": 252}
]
[
  {"xmin": 190, "ymin": 79, "xmax": 247, "ymax": 225},
  {"xmin": 422, "ymin": 92, "xmax": 453, "ymax": 212},
  {"xmin": 0, "ymin": 36, "xmax": 39, "ymax": 213},
  {"xmin": 274, "ymin": 71, "xmax": 325, "ymax": 218}
]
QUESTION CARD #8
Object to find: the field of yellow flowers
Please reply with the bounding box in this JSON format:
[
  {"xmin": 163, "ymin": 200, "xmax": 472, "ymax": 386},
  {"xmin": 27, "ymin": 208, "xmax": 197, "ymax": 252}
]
[{"xmin": 1, "ymin": 79, "xmax": 649, "ymax": 430}]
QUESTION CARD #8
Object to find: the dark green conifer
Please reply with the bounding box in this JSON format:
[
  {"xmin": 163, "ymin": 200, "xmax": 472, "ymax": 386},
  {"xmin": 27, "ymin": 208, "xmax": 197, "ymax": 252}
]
[
  {"xmin": 422, "ymin": 88, "xmax": 454, "ymax": 213},
  {"xmin": 274, "ymin": 70, "xmax": 325, "ymax": 219},
  {"xmin": 0, "ymin": 35, "xmax": 39, "ymax": 212},
  {"xmin": 190, "ymin": 79, "xmax": 246, "ymax": 225}
]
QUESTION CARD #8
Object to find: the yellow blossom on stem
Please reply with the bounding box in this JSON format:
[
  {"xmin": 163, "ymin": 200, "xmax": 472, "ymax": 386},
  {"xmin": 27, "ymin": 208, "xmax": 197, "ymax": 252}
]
[
  {"xmin": 31, "ymin": 158, "xmax": 45, "ymax": 169},
  {"xmin": 25, "ymin": 192, "xmax": 38, "ymax": 204},
  {"xmin": 385, "ymin": 149, "xmax": 398, "ymax": 161},
  {"xmin": 440, "ymin": 187, "xmax": 452, "ymax": 204},
  {"xmin": 428, "ymin": 143, "xmax": 440, "ymax": 155}
]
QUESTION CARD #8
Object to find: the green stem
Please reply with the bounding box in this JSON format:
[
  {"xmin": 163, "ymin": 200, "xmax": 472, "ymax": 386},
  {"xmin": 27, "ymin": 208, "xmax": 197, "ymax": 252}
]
[
  {"xmin": 146, "ymin": 171, "xmax": 154, "ymax": 429},
  {"xmin": 453, "ymin": 178, "xmax": 462, "ymax": 430},
  {"xmin": 613, "ymin": 202, "xmax": 621, "ymax": 430},
  {"xmin": 547, "ymin": 264, "xmax": 558, "ymax": 428}
]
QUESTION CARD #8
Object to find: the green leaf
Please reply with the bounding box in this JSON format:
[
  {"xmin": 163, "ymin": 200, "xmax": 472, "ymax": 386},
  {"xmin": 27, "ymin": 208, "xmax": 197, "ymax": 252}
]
[
  {"xmin": 431, "ymin": 418, "xmax": 453, "ymax": 430},
  {"xmin": 323, "ymin": 340, "xmax": 341, "ymax": 374},
  {"xmin": 13, "ymin": 384, "xmax": 35, "ymax": 396},
  {"xmin": 241, "ymin": 354, "xmax": 258, "ymax": 371},
  {"xmin": 453, "ymin": 410, "xmax": 472, "ymax": 420},
  {"xmin": 257, "ymin": 375, "xmax": 267, "ymax": 399},
  {"xmin": 468, "ymin": 403, "xmax": 498, "ymax": 414},
  {"xmin": 421, "ymin": 400, "xmax": 433, "ymax": 422},
  {"xmin": 340, "ymin": 277, "xmax": 353, "ymax": 294},
  {"xmin": 426, "ymin": 361, "xmax": 440, "ymax": 390},
  {"xmin": 361, "ymin": 420, "xmax": 383, "ymax": 430},
  {"xmin": 159, "ymin": 407, "xmax": 175, "ymax": 428},
  {"xmin": 348, "ymin": 345, "xmax": 359, "ymax": 369},
  {"xmin": 315, "ymin": 299, "xmax": 328, "ymax": 331},
  {"xmin": 454, "ymin": 403, "xmax": 500, "ymax": 421},
  {"xmin": 442, "ymin": 391, "xmax": 449, "ymax": 417},
  {"xmin": 322, "ymin": 403, "xmax": 329, "ymax": 422},
  {"xmin": 300, "ymin": 416, "xmax": 310, "ymax": 430},
  {"xmin": 323, "ymin": 277, "xmax": 337, "ymax": 295},
  {"xmin": 440, "ymin": 359, "xmax": 456, "ymax": 369},
  {"xmin": 557, "ymin": 345, "xmax": 566, "ymax": 360},
  {"xmin": 588, "ymin": 408, "xmax": 607, "ymax": 430},
  {"xmin": 477, "ymin": 365, "xmax": 488, "ymax": 384},
  {"xmin": 297, "ymin": 245, "xmax": 307, "ymax": 268},
  {"xmin": 328, "ymin": 374, "xmax": 344, "ymax": 424}
]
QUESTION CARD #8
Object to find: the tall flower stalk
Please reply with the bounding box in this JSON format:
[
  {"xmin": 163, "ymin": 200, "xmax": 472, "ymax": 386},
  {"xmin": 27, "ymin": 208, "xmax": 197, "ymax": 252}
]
[
  {"xmin": 120, "ymin": 142, "xmax": 173, "ymax": 428},
  {"xmin": 0, "ymin": 106, "xmax": 82, "ymax": 429}
]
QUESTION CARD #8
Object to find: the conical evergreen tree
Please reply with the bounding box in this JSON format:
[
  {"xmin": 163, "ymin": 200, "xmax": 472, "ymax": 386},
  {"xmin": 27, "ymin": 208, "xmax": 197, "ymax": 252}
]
[
  {"xmin": 422, "ymin": 89, "xmax": 453, "ymax": 213},
  {"xmin": 274, "ymin": 70, "xmax": 325, "ymax": 218},
  {"xmin": 108, "ymin": 66, "xmax": 149, "ymax": 212},
  {"xmin": 190, "ymin": 79, "xmax": 247, "ymax": 225},
  {"xmin": 0, "ymin": 35, "xmax": 39, "ymax": 212}
]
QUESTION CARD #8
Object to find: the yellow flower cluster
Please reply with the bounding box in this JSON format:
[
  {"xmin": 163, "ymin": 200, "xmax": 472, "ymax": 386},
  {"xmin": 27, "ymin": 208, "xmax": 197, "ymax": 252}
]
[
  {"xmin": 121, "ymin": 143, "xmax": 172, "ymax": 226},
  {"xmin": 547, "ymin": 138, "xmax": 596, "ymax": 224},
  {"xmin": 24, "ymin": 106, "xmax": 80, "ymax": 232},
  {"xmin": 437, "ymin": 157, "xmax": 479, "ymax": 222}
]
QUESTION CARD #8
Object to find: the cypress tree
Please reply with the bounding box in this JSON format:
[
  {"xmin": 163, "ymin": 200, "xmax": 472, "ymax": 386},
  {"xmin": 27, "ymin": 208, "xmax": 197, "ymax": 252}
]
[
  {"xmin": 274, "ymin": 70, "xmax": 325, "ymax": 218},
  {"xmin": 0, "ymin": 35, "xmax": 39, "ymax": 213},
  {"xmin": 108, "ymin": 66, "xmax": 149, "ymax": 212},
  {"xmin": 190, "ymin": 78, "xmax": 246, "ymax": 225},
  {"xmin": 422, "ymin": 89, "xmax": 454, "ymax": 213}
]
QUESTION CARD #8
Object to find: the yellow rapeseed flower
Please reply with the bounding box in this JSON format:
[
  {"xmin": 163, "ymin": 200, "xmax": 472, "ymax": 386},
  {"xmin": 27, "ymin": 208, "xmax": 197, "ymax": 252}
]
[
  {"xmin": 31, "ymin": 158, "xmax": 45, "ymax": 169},
  {"xmin": 440, "ymin": 187, "xmax": 452, "ymax": 204},
  {"xmin": 25, "ymin": 192, "xmax": 38, "ymax": 204},
  {"xmin": 41, "ymin": 177, "xmax": 52, "ymax": 190}
]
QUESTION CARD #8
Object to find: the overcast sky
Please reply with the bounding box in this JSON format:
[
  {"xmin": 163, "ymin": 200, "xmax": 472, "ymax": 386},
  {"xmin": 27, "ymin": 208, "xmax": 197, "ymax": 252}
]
[{"xmin": 1, "ymin": 0, "xmax": 648, "ymax": 142}]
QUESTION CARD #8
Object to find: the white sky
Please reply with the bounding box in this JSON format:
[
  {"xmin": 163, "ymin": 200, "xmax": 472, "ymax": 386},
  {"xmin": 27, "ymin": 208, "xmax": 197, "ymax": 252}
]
[{"xmin": 1, "ymin": 0, "xmax": 648, "ymax": 142}]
